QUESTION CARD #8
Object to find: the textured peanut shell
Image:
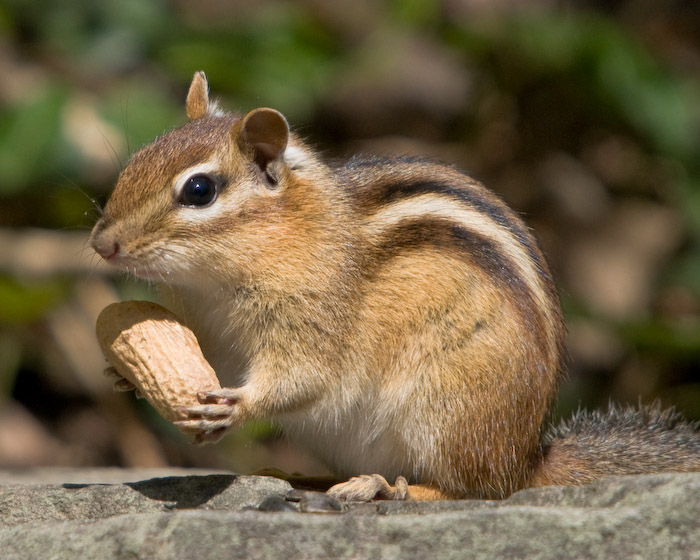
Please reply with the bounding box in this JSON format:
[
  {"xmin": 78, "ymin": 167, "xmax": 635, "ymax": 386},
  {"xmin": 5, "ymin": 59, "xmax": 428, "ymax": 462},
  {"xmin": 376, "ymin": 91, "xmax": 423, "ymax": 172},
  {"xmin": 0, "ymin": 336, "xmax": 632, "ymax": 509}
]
[{"xmin": 96, "ymin": 300, "xmax": 220, "ymax": 422}]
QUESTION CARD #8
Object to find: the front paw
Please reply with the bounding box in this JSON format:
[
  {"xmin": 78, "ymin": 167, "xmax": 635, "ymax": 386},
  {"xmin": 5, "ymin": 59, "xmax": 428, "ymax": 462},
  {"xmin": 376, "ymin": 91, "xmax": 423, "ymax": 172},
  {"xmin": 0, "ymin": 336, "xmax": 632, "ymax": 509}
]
[{"xmin": 173, "ymin": 389, "xmax": 243, "ymax": 444}]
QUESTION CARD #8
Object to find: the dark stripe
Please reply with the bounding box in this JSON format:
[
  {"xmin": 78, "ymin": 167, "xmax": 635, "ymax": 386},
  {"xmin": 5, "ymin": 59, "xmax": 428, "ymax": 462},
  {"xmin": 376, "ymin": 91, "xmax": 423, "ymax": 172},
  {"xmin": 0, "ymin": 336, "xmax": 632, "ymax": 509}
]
[
  {"xmin": 376, "ymin": 178, "xmax": 548, "ymax": 279},
  {"xmin": 367, "ymin": 217, "xmax": 545, "ymax": 336},
  {"xmin": 341, "ymin": 156, "xmax": 553, "ymax": 291}
]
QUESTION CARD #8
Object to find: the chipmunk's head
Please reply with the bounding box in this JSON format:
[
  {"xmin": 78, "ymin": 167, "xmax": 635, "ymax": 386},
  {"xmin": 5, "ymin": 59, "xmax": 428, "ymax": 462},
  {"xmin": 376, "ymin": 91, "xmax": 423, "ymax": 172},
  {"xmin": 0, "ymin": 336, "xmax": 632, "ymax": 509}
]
[{"xmin": 90, "ymin": 71, "xmax": 332, "ymax": 288}]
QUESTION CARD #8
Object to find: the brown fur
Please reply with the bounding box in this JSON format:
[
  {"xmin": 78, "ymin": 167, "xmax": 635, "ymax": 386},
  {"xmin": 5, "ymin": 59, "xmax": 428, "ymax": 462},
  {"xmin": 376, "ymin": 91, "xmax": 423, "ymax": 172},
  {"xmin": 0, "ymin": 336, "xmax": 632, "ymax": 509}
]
[{"xmin": 90, "ymin": 72, "xmax": 698, "ymax": 501}]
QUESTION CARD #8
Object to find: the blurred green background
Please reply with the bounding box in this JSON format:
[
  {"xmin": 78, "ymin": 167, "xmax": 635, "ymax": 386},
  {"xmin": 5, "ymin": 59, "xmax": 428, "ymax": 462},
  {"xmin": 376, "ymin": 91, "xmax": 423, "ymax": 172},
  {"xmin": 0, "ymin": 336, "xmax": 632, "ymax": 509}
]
[{"xmin": 0, "ymin": 0, "xmax": 698, "ymax": 474}]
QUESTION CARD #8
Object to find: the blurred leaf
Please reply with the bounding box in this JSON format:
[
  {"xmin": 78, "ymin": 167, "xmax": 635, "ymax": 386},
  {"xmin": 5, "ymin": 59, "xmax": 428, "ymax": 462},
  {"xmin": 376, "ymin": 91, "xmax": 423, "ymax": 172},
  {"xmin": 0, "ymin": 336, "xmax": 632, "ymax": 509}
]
[
  {"xmin": 594, "ymin": 31, "xmax": 700, "ymax": 161},
  {"xmin": 100, "ymin": 81, "xmax": 183, "ymax": 154},
  {"xmin": 5, "ymin": 0, "xmax": 173, "ymax": 75},
  {"xmin": 50, "ymin": 186, "xmax": 100, "ymax": 230},
  {"xmin": 0, "ymin": 276, "xmax": 67, "ymax": 325},
  {"xmin": 239, "ymin": 419, "xmax": 279, "ymax": 441},
  {"xmin": 667, "ymin": 241, "xmax": 700, "ymax": 298},
  {"xmin": 390, "ymin": 0, "xmax": 441, "ymax": 28},
  {"xmin": 0, "ymin": 86, "xmax": 67, "ymax": 195},
  {"xmin": 159, "ymin": 8, "xmax": 339, "ymax": 120},
  {"xmin": 460, "ymin": 13, "xmax": 700, "ymax": 163},
  {"xmin": 622, "ymin": 320, "xmax": 700, "ymax": 361},
  {"xmin": 663, "ymin": 384, "xmax": 700, "ymax": 419}
]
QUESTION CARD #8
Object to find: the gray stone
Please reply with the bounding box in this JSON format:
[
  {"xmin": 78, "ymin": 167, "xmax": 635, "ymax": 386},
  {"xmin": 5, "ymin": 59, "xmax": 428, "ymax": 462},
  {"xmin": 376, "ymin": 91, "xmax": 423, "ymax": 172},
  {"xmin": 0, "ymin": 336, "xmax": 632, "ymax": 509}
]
[
  {"xmin": 0, "ymin": 466, "xmax": 231, "ymax": 485},
  {"xmin": 0, "ymin": 469, "xmax": 698, "ymax": 559},
  {"xmin": 0, "ymin": 472, "xmax": 291, "ymax": 526}
]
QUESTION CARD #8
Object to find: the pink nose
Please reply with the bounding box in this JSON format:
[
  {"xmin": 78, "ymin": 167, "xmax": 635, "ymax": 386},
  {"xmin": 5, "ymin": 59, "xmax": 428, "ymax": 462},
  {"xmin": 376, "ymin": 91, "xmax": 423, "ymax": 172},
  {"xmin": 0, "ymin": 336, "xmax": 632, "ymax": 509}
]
[{"xmin": 93, "ymin": 240, "xmax": 120, "ymax": 260}]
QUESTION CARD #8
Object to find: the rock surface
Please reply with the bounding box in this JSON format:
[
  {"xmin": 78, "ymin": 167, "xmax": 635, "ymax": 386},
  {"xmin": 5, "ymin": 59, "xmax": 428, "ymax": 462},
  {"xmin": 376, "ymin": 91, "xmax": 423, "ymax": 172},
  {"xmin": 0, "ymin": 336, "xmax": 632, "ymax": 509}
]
[{"xmin": 0, "ymin": 469, "xmax": 698, "ymax": 559}]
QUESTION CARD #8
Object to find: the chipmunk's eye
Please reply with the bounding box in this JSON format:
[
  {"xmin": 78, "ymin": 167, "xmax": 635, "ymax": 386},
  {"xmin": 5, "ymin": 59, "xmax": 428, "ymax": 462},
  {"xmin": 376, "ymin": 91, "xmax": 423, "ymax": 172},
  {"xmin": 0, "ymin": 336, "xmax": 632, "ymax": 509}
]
[{"xmin": 179, "ymin": 174, "xmax": 218, "ymax": 207}]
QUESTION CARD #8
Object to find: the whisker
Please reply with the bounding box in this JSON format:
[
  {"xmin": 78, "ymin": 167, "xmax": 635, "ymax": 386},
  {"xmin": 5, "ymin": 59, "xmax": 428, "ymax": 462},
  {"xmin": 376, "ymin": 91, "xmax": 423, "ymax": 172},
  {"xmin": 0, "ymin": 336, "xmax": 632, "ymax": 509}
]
[
  {"xmin": 99, "ymin": 124, "xmax": 123, "ymax": 173},
  {"xmin": 121, "ymin": 94, "xmax": 132, "ymax": 156}
]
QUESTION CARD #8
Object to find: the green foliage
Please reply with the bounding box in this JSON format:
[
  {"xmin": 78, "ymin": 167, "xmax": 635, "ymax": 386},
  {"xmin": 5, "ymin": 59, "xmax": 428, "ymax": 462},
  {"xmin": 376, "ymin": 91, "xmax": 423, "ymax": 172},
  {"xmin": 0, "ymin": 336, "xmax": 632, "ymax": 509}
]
[
  {"xmin": 0, "ymin": 276, "xmax": 67, "ymax": 325},
  {"xmin": 100, "ymin": 80, "xmax": 183, "ymax": 153},
  {"xmin": 457, "ymin": 12, "xmax": 700, "ymax": 162},
  {"xmin": 3, "ymin": 0, "xmax": 172, "ymax": 74},
  {"xmin": 0, "ymin": 86, "xmax": 67, "ymax": 195},
  {"xmin": 158, "ymin": 6, "xmax": 339, "ymax": 120},
  {"xmin": 623, "ymin": 320, "xmax": 700, "ymax": 361},
  {"xmin": 390, "ymin": 0, "xmax": 441, "ymax": 28}
]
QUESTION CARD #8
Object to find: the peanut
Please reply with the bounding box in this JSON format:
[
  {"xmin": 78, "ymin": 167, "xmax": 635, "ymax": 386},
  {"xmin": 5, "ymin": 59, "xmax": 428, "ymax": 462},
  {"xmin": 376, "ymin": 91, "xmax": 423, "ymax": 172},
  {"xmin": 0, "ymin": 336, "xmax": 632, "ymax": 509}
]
[{"xmin": 95, "ymin": 300, "xmax": 220, "ymax": 422}]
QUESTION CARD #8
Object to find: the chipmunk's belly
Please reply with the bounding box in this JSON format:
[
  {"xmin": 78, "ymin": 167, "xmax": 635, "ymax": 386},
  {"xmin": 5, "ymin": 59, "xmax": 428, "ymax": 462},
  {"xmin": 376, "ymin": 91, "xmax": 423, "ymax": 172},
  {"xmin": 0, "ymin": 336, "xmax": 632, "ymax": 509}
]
[{"xmin": 279, "ymin": 405, "xmax": 417, "ymax": 481}]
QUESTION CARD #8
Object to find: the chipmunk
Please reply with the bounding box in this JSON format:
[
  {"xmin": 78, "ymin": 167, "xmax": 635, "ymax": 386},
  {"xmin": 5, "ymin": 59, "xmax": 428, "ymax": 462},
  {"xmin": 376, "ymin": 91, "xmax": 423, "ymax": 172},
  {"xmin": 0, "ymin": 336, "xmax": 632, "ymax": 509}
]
[{"xmin": 90, "ymin": 72, "xmax": 700, "ymax": 500}]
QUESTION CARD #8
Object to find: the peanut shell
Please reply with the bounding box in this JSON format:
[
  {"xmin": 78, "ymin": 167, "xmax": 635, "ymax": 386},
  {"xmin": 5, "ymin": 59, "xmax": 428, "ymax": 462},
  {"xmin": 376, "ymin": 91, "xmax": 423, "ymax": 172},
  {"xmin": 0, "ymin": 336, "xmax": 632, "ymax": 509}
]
[{"xmin": 96, "ymin": 300, "xmax": 220, "ymax": 422}]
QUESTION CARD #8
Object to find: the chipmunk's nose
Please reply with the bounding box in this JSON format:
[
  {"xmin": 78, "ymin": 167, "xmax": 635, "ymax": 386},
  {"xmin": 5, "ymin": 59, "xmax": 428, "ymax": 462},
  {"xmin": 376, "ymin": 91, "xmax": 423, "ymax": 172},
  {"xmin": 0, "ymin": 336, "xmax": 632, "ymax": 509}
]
[{"xmin": 92, "ymin": 237, "xmax": 120, "ymax": 261}]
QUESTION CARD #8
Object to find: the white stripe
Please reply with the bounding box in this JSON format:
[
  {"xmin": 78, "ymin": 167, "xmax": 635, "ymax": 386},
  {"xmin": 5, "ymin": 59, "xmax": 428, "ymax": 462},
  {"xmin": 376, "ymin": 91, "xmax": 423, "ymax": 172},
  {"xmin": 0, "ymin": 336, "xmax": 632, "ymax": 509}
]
[{"xmin": 364, "ymin": 193, "xmax": 554, "ymax": 327}]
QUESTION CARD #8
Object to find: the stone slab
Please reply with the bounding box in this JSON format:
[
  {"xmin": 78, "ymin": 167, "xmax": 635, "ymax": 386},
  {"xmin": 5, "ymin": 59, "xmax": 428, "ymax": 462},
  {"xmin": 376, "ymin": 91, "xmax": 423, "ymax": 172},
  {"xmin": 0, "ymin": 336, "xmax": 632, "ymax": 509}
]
[{"xmin": 0, "ymin": 469, "xmax": 697, "ymax": 560}]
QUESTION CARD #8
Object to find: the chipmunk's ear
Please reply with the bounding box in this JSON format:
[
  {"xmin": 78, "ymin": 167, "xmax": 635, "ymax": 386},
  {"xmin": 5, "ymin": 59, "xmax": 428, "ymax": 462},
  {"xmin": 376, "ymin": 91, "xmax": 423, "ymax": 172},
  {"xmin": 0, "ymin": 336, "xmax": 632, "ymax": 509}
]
[
  {"xmin": 186, "ymin": 71, "xmax": 210, "ymax": 120},
  {"xmin": 237, "ymin": 108, "xmax": 289, "ymax": 170}
]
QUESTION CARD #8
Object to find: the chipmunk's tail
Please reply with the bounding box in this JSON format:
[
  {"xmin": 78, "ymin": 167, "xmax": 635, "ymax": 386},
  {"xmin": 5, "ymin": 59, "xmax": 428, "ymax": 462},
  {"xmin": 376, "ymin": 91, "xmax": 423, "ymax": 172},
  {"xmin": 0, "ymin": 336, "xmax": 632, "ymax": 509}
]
[{"xmin": 530, "ymin": 402, "xmax": 700, "ymax": 488}]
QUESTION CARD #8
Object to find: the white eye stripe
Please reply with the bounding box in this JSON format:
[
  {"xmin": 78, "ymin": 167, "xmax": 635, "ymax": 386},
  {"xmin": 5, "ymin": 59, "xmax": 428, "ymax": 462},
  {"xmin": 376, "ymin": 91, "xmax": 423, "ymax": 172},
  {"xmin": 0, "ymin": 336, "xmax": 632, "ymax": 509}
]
[{"xmin": 172, "ymin": 160, "xmax": 221, "ymax": 201}]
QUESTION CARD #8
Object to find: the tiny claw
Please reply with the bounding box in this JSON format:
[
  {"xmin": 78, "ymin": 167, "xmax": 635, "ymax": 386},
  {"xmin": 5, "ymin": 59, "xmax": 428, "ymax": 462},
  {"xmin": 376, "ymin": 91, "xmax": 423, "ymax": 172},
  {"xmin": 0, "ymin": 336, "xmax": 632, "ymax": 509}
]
[
  {"xmin": 193, "ymin": 428, "xmax": 227, "ymax": 445},
  {"xmin": 105, "ymin": 366, "xmax": 136, "ymax": 393},
  {"xmin": 197, "ymin": 389, "xmax": 240, "ymax": 405},
  {"xmin": 173, "ymin": 419, "xmax": 205, "ymax": 433},
  {"xmin": 172, "ymin": 418, "xmax": 227, "ymax": 445},
  {"xmin": 181, "ymin": 403, "xmax": 236, "ymax": 419},
  {"xmin": 103, "ymin": 366, "xmax": 121, "ymax": 379},
  {"xmin": 173, "ymin": 410, "xmax": 236, "ymax": 434},
  {"xmin": 113, "ymin": 377, "xmax": 136, "ymax": 392}
]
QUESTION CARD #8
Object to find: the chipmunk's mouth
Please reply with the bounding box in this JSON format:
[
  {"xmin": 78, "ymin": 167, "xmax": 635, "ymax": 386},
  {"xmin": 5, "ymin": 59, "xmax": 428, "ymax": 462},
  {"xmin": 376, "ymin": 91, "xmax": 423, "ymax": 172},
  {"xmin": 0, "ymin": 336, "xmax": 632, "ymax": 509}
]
[
  {"xmin": 91, "ymin": 238, "xmax": 167, "ymax": 284},
  {"xmin": 90, "ymin": 221, "xmax": 174, "ymax": 282},
  {"xmin": 108, "ymin": 251, "xmax": 175, "ymax": 282},
  {"xmin": 126, "ymin": 263, "xmax": 172, "ymax": 282}
]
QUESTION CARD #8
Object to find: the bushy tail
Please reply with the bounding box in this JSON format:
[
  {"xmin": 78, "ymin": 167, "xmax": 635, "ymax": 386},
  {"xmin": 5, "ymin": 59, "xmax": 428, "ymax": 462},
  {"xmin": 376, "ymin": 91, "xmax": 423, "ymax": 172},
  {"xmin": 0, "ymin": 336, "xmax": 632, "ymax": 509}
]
[{"xmin": 531, "ymin": 403, "xmax": 700, "ymax": 488}]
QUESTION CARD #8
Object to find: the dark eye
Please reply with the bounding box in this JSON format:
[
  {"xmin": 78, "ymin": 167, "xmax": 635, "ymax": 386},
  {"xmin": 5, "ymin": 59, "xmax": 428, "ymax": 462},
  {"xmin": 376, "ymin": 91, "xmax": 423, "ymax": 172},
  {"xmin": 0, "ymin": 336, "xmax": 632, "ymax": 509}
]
[{"xmin": 179, "ymin": 174, "xmax": 218, "ymax": 207}]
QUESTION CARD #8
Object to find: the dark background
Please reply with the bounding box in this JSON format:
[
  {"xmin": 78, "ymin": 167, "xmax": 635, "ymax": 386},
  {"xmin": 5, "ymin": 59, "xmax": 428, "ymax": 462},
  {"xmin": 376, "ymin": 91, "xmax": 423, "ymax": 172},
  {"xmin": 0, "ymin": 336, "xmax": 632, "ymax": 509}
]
[{"xmin": 0, "ymin": 0, "xmax": 698, "ymax": 475}]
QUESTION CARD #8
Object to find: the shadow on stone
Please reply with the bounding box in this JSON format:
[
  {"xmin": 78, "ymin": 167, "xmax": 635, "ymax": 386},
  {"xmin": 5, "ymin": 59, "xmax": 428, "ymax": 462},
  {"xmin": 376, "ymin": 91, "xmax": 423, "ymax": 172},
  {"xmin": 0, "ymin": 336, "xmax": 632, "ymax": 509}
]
[{"xmin": 124, "ymin": 474, "xmax": 237, "ymax": 509}]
